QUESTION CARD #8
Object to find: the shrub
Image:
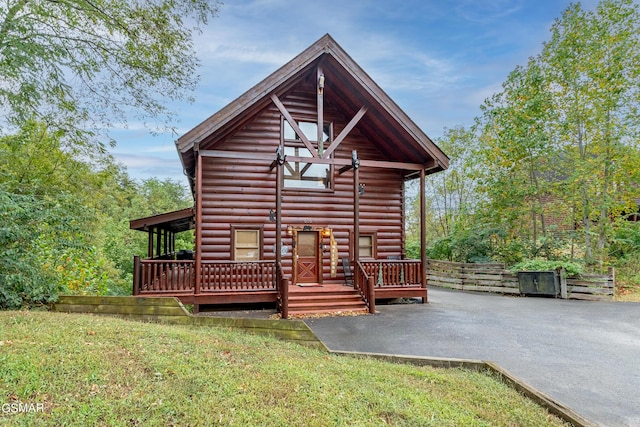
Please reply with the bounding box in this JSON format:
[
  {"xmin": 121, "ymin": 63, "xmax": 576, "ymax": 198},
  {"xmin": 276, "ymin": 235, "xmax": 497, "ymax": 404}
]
[{"xmin": 509, "ymin": 259, "xmax": 584, "ymax": 276}]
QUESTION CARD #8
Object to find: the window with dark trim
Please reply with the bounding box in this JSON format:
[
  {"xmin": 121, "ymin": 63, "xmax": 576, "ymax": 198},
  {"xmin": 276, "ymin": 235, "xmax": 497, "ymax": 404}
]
[
  {"xmin": 351, "ymin": 231, "xmax": 378, "ymax": 260},
  {"xmin": 359, "ymin": 234, "xmax": 375, "ymax": 259},
  {"xmin": 231, "ymin": 226, "xmax": 263, "ymax": 261},
  {"xmin": 282, "ymin": 119, "xmax": 333, "ymax": 190}
]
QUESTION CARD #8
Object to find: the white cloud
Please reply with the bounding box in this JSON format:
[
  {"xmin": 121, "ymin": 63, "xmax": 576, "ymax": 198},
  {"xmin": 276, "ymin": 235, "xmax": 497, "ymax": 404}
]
[
  {"xmin": 112, "ymin": 151, "xmax": 188, "ymax": 184},
  {"xmin": 454, "ymin": 0, "xmax": 525, "ymax": 23}
]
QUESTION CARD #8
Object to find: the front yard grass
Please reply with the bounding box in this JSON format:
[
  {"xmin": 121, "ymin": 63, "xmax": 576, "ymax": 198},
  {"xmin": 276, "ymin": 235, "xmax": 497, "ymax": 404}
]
[{"xmin": 0, "ymin": 311, "xmax": 569, "ymax": 426}]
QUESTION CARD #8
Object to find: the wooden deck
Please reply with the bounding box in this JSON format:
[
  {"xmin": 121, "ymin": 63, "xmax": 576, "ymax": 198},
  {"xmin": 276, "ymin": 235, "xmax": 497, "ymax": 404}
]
[{"xmin": 132, "ymin": 257, "xmax": 426, "ymax": 316}]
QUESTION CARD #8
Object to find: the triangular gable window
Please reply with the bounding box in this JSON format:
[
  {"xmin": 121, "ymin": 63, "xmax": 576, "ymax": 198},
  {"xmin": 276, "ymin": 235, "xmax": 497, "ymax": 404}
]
[{"xmin": 282, "ymin": 120, "xmax": 333, "ymax": 190}]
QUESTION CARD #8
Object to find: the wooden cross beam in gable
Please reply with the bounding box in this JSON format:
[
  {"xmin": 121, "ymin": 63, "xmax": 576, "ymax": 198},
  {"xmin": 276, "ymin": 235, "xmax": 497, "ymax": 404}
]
[
  {"xmin": 270, "ymin": 94, "xmax": 319, "ymax": 158},
  {"xmin": 323, "ymin": 105, "xmax": 367, "ymax": 159}
]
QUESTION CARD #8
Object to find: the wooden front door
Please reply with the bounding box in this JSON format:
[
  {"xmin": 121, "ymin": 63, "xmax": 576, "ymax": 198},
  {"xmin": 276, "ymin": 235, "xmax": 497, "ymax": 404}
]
[{"xmin": 296, "ymin": 231, "xmax": 320, "ymax": 283}]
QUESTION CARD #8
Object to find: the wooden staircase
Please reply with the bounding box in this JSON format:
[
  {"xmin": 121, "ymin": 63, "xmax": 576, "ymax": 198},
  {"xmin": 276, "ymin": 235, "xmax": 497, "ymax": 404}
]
[{"xmin": 287, "ymin": 284, "xmax": 369, "ymax": 316}]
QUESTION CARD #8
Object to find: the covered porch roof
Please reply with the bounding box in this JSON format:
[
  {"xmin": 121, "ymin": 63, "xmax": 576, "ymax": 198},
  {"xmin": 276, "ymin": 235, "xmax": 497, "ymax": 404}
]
[{"xmin": 129, "ymin": 207, "xmax": 195, "ymax": 233}]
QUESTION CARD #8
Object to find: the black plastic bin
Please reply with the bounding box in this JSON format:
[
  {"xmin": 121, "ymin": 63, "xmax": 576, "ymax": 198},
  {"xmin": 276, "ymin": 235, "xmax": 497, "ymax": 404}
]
[{"xmin": 517, "ymin": 271, "xmax": 560, "ymax": 297}]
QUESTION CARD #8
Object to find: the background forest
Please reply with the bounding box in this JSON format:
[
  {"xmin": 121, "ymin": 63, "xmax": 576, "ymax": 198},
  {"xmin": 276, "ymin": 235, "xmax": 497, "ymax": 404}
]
[
  {"xmin": 2, "ymin": 0, "xmax": 639, "ymax": 308},
  {"xmin": 407, "ymin": 0, "xmax": 640, "ymax": 297},
  {"xmin": 0, "ymin": 121, "xmax": 194, "ymax": 308}
]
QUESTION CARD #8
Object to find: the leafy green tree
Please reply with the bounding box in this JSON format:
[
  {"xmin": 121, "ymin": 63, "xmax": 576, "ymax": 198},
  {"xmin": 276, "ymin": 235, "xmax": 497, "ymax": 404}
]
[
  {"xmin": 1, "ymin": 120, "xmax": 196, "ymax": 303},
  {"xmin": 0, "ymin": 0, "xmax": 220, "ymax": 148},
  {"xmin": 475, "ymin": 56, "xmax": 560, "ymax": 259},
  {"xmin": 542, "ymin": 0, "xmax": 640, "ymax": 263},
  {"xmin": 103, "ymin": 177, "xmax": 194, "ymax": 286},
  {"xmin": 427, "ymin": 126, "xmax": 479, "ymax": 239},
  {"xmin": 406, "ymin": 126, "xmax": 479, "ymax": 258},
  {"xmin": 0, "ymin": 122, "xmax": 125, "ymax": 301},
  {"xmin": 465, "ymin": 0, "xmax": 640, "ymax": 266},
  {"xmin": 0, "ymin": 189, "xmax": 95, "ymax": 308},
  {"xmin": 0, "ymin": 190, "xmax": 54, "ymax": 308}
]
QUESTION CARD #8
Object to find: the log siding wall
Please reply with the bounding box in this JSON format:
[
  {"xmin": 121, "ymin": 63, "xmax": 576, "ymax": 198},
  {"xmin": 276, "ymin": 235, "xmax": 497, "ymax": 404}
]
[{"xmin": 200, "ymin": 87, "xmax": 405, "ymax": 284}]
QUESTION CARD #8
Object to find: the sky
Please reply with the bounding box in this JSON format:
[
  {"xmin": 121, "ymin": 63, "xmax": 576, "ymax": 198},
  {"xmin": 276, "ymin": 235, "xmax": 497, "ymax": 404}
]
[{"xmin": 110, "ymin": 0, "xmax": 604, "ymax": 185}]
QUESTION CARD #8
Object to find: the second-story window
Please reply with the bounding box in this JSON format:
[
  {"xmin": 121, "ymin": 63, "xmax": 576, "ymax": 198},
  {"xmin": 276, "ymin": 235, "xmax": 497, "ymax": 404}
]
[{"xmin": 282, "ymin": 120, "xmax": 332, "ymax": 190}]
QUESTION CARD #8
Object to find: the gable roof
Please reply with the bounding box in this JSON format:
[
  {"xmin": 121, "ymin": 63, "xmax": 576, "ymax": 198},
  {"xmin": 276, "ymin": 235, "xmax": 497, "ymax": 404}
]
[{"xmin": 176, "ymin": 34, "xmax": 449, "ymax": 183}]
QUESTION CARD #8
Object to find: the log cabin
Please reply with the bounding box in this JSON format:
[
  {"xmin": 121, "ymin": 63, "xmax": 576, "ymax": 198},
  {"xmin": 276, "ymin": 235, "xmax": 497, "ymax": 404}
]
[{"xmin": 130, "ymin": 34, "xmax": 449, "ymax": 317}]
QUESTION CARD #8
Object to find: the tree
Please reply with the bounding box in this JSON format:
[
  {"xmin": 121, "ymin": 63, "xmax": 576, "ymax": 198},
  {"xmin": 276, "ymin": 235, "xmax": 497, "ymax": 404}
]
[
  {"xmin": 102, "ymin": 177, "xmax": 194, "ymax": 284},
  {"xmin": 0, "ymin": 0, "xmax": 220, "ymax": 150},
  {"xmin": 406, "ymin": 126, "xmax": 484, "ymax": 261},
  {"xmin": 542, "ymin": 0, "xmax": 640, "ymax": 263},
  {"xmin": 466, "ymin": 0, "xmax": 640, "ymax": 266},
  {"xmin": 475, "ymin": 56, "xmax": 559, "ymax": 259},
  {"xmin": 0, "ymin": 120, "xmax": 196, "ymax": 304}
]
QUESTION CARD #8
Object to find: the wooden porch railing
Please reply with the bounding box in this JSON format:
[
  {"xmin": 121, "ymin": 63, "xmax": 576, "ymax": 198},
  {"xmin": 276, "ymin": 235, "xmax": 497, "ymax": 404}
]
[
  {"xmin": 200, "ymin": 261, "xmax": 277, "ymax": 292},
  {"xmin": 359, "ymin": 260, "xmax": 422, "ymax": 287},
  {"xmin": 355, "ymin": 261, "xmax": 376, "ymax": 314},
  {"xmin": 133, "ymin": 256, "xmax": 195, "ymax": 295},
  {"xmin": 133, "ymin": 257, "xmax": 278, "ymax": 295}
]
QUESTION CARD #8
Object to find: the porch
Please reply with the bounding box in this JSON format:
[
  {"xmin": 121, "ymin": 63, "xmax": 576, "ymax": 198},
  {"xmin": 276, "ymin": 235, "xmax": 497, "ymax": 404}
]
[{"xmin": 132, "ymin": 257, "xmax": 426, "ymax": 318}]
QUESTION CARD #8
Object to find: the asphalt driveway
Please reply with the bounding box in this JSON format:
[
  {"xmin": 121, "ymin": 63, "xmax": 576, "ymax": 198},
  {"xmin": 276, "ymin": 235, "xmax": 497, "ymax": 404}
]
[{"xmin": 305, "ymin": 287, "xmax": 640, "ymax": 427}]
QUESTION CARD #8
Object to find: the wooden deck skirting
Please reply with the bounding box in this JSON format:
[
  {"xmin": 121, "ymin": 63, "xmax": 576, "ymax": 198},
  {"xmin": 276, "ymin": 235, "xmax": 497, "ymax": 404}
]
[
  {"xmin": 52, "ymin": 295, "xmax": 324, "ymax": 349},
  {"xmin": 426, "ymin": 259, "xmax": 614, "ymax": 300}
]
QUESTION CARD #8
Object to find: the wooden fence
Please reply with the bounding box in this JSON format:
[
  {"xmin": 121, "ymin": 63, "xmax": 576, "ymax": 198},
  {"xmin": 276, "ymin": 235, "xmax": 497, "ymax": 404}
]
[{"xmin": 426, "ymin": 259, "xmax": 614, "ymax": 301}]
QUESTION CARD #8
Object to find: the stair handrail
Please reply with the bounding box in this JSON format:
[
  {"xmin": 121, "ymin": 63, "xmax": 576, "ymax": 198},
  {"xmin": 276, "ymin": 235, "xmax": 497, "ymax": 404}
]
[{"xmin": 356, "ymin": 260, "xmax": 376, "ymax": 314}]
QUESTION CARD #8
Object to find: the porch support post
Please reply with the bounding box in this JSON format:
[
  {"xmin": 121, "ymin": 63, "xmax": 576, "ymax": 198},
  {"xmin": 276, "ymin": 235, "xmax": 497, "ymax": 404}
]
[
  {"xmin": 275, "ymin": 148, "xmax": 284, "ymax": 267},
  {"xmin": 275, "ymin": 147, "xmax": 285, "ymax": 315},
  {"xmin": 147, "ymin": 228, "xmax": 153, "ymax": 258},
  {"xmin": 156, "ymin": 228, "xmax": 161, "ymax": 259},
  {"xmin": 368, "ymin": 276, "xmax": 376, "ymax": 314},
  {"xmin": 194, "ymin": 146, "xmax": 203, "ymax": 313},
  {"xmin": 163, "ymin": 229, "xmax": 168, "ymax": 257},
  {"xmin": 133, "ymin": 255, "xmax": 141, "ymax": 296},
  {"xmin": 420, "ymin": 168, "xmax": 427, "ymax": 303},
  {"xmin": 353, "ymin": 150, "xmax": 360, "ymax": 290},
  {"xmin": 317, "ymin": 66, "xmax": 324, "ymax": 156}
]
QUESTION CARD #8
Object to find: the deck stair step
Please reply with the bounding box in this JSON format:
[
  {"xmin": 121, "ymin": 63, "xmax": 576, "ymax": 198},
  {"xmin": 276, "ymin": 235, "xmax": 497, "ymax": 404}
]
[{"xmin": 287, "ymin": 284, "xmax": 368, "ymax": 316}]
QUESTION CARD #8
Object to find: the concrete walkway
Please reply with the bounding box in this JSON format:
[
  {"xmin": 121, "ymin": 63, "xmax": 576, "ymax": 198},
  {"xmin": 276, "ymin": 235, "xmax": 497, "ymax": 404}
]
[{"xmin": 305, "ymin": 288, "xmax": 640, "ymax": 427}]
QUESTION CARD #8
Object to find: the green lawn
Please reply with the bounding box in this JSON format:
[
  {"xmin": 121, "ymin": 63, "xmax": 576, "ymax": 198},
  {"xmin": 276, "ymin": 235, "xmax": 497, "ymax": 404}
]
[{"xmin": 0, "ymin": 311, "xmax": 568, "ymax": 426}]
